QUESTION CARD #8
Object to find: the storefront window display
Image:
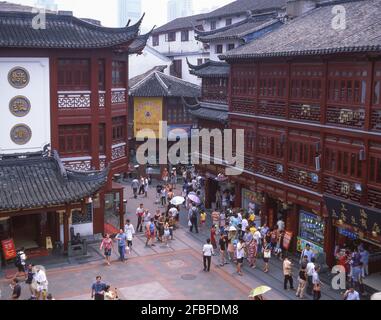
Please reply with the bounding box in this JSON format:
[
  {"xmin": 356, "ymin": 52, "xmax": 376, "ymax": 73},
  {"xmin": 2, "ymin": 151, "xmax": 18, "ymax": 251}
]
[
  {"xmin": 297, "ymin": 211, "xmax": 325, "ymax": 254},
  {"xmin": 241, "ymin": 189, "xmax": 262, "ymax": 227}
]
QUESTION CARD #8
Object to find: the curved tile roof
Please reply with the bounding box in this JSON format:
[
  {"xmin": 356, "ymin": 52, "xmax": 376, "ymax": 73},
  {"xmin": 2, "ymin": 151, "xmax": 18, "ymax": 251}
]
[
  {"xmin": 0, "ymin": 151, "xmax": 108, "ymax": 211},
  {"xmin": 0, "ymin": 11, "xmax": 143, "ymax": 49},
  {"xmin": 129, "ymin": 70, "xmax": 201, "ymax": 98},
  {"xmin": 187, "ymin": 59, "xmax": 230, "ymax": 78},
  {"xmin": 221, "ymin": 0, "xmax": 381, "ymax": 60}
]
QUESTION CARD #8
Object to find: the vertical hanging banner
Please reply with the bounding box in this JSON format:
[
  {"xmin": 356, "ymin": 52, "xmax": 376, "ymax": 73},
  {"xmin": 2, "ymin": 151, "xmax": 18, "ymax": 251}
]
[
  {"xmin": 282, "ymin": 231, "xmax": 293, "ymax": 251},
  {"xmin": 1, "ymin": 238, "xmax": 17, "ymax": 260},
  {"xmin": 134, "ymin": 97, "xmax": 163, "ymax": 139}
]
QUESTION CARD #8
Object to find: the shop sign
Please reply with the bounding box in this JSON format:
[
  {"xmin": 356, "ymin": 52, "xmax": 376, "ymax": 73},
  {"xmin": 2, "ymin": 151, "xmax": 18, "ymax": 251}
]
[
  {"xmin": 324, "ymin": 196, "xmax": 381, "ymax": 236},
  {"xmin": 1, "ymin": 238, "xmax": 17, "ymax": 260},
  {"xmin": 282, "ymin": 231, "xmax": 293, "ymax": 251},
  {"xmin": 297, "ymin": 237, "xmax": 324, "ymax": 254},
  {"xmin": 337, "ymin": 228, "xmax": 358, "ymax": 240}
]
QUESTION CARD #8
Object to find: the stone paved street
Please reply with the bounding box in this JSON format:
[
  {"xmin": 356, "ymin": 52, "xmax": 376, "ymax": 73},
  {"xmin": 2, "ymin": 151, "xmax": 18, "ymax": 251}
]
[{"xmin": 0, "ymin": 179, "xmax": 343, "ymax": 300}]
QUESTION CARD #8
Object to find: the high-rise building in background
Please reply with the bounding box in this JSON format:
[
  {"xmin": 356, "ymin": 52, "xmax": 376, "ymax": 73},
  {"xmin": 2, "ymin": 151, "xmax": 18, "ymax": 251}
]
[
  {"xmin": 118, "ymin": 0, "xmax": 142, "ymax": 27},
  {"xmin": 167, "ymin": 0, "xmax": 193, "ymax": 22},
  {"xmin": 34, "ymin": 0, "xmax": 57, "ymax": 11}
]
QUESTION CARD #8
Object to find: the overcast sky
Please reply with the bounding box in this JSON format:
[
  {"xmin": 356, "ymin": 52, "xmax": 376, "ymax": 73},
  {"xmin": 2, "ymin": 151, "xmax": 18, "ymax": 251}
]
[{"xmin": 14, "ymin": 0, "xmax": 234, "ymax": 30}]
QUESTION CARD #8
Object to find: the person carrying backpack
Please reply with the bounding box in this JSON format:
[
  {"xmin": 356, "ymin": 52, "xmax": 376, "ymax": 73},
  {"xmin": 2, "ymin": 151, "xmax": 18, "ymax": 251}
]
[{"xmin": 189, "ymin": 205, "xmax": 199, "ymax": 234}]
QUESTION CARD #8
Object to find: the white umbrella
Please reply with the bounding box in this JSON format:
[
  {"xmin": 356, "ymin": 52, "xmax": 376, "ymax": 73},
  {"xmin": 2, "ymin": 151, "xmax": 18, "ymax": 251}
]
[
  {"xmin": 188, "ymin": 194, "xmax": 201, "ymax": 204},
  {"xmin": 228, "ymin": 226, "xmax": 237, "ymax": 232},
  {"xmin": 171, "ymin": 196, "xmax": 185, "ymax": 206},
  {"xmin": 371, "ymin": 292, "xmax": 381, "ymax": 300}
]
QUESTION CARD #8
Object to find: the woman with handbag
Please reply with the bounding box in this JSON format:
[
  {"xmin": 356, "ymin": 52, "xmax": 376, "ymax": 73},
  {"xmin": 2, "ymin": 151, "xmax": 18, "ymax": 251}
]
[{"xmin": 263, "ymin": 244, "xmax": 271, "ymax": 273}]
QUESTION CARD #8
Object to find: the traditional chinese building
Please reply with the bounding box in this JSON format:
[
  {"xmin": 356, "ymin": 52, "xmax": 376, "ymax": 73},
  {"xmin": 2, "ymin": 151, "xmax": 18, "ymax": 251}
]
[
  {"xmin": 128, "ymin": 66, "xmax": 201, "ymax": 176},
  {"xmin": 219, "ymin": 0, "xmax": 381, "ymax": 270},
  {"xmin": 0, "ymin": 8, "xmax": 149, "ymax": 258}
]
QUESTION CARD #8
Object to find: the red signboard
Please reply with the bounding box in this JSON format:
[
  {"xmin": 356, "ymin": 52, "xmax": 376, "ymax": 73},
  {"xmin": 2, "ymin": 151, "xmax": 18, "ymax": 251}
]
[
  {"xmin": 1, "ymin": 239, "xmax": 17, "ymax": 260},
  {"xmin": 282, "ymin": 231, "xmax": 293, "ymax": 251}
]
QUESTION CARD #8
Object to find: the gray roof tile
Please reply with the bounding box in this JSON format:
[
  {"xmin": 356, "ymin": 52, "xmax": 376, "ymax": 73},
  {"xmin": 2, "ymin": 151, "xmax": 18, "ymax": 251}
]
[
  {"xmin": 0, "ymin": 151, "xmax": 108, "ymax": 211},
  {"xmin": 221, "ymin": 0, "xmax": 381, "ymax": 59},
  {"xmin": 0, "ymin": 11, "xmax": 142, "ymax": 49},
  {"xmin": 129, "ymin": 70, "xmax": 201, "ymax": 97}
]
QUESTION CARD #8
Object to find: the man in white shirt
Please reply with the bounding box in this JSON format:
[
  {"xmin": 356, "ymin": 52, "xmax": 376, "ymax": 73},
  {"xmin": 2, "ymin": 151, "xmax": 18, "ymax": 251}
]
[
  {"xmin": 202, "ymin": 239, "xmax": 214, "ymax": 272},
  {"xmin": 34, "ymin": 267, "xmax": 48, "ymax": 300},
  {"xmin": 301, "ymin": 244, "xmax": 315, "ymax": 263},
  {"xmin": 124, "ymin": 219, "xmax": 135, "ymax": 254},
  {"xmin": 344, "ymin": 288, "xmax": 360, "ymax": 300},
  {"xmin": 241, "ymin": 216, "xmax": 249, "ymax": 238},
  {"xmin": 143, "ymin": 210, "xmax": 151, "ymax": 224},
  {"xmin": 236, "ymin": 239, "xmax": 246, "ymax": 276},
  {"xmin": 136, "ymin": 204, "xmax": 145, "ymax": 232},
  {"xmin": 169, "ymin": 206, "xmax": 178, "ymax": 219},
  {"xmin": 306, "ymin": 257, "xmax": 316, "ymax": 296}
]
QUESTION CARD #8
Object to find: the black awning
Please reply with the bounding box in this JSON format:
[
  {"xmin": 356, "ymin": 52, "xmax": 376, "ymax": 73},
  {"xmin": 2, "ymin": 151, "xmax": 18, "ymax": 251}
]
[{"xmin": 324, "ymin": 195, "xmax": 381, "ymax": 236}]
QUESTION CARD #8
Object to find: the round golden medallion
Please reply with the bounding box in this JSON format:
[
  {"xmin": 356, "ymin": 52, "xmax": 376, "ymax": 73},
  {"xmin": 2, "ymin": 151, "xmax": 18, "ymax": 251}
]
[
  {"xmin": 10, "ymin": 124, "xmax": 32, "ymax": 145},
  {"xmin": 8, "ymin": 67, "xmax": 30, "ymax": 89},
  {"xmin": 9, "ymin": 96, "xmax": 31, "ymax": 117}
]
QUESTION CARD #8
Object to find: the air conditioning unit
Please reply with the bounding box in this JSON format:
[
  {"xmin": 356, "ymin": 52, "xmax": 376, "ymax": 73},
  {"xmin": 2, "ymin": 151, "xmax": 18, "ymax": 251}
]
[
  {"xmin": 315, "ymin": 156, "xmax": 321, "ymax": 171},
  {"xmin": 359, "ymin": 149, "xmax": 366, "ymax": 161}
]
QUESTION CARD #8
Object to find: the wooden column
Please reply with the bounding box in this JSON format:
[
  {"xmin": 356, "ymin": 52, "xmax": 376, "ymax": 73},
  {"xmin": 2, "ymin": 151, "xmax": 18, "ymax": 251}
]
[
  {"xmin": 205, "ymin": 178, "xmax": 211, "ymax": 209},
  {"xmin": 105, "ymin": 54, "xmax": 113, "ymax": 190},
  {"xmin": 234, "ymin": 183, "xmax": 242, "ymax": 208},
  {"xmin": 90, "ymin": 54, "xmax": 100, "ymax": 170},
  {"xmin": 63, "ymin": 206, "xmax": 70, "ymax": 252},
  {"xmin": 286, "ymin": 204, "xmax": 299, "ymax": 252},
  {"xmin": 49, "ymin": 54, "xmax": 59, "ymax": 150},
  {"xmin": 324, "ymin": 214, "xmax": 335, "ymax": 268},
  {"xmin": 119, "ymin": 189, "xmax": 125, "ymax": 230}
]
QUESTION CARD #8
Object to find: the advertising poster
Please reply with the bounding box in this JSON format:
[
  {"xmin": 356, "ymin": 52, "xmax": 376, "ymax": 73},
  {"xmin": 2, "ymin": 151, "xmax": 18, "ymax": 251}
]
[{"xmin": 1, "ymin": 238, "xmax": 17, "ymax": 260}]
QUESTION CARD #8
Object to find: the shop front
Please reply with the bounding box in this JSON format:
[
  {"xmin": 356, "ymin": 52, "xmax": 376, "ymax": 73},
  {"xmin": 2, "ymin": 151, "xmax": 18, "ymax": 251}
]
[
  {"xmin": 241, "ymin": 188, "xmax": 264, "ymax": 227},
  {"xmin": 297, "ymin": 210, "xmax": 326, "ymax": 255},
  {"xmin": 324, "ymin": 196, "xmax": 381, "ymax": 274}
]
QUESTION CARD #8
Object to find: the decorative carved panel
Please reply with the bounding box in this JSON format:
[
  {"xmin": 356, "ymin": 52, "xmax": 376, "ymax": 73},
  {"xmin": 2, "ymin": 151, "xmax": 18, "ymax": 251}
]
[
  {"xmin": 58, "ymin": 93, "xmax": 91, "ymax": 109},
  {"xmin": 112, "ymin": 144, "xmax": 126, "ymax": 161},
  {"xmin": 111, "ymin": 90, "xmax": 126, "ymax": 104},
  {"xmin": 63, "ymin": 160, "xmax": 92, "ymax": 171}
]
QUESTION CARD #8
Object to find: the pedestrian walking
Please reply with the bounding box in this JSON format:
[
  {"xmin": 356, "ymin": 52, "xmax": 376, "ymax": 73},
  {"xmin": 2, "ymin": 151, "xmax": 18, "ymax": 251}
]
[
  {"xmin": 296, "ymin": 265, "xmax": 307, "ymax": 299},
  {"xmin": 210, "ymin": 225, "xmax": 217, "ymax": 254},
  {"xmin": 124, "ymin": 220, "xmax": 135, "ymax": 255},
  {"xmin": 144, "ymin": 177, "xmax": 149, "ymax": 197},
  {"xmin": 100, "ymin": 234, "xmax": 114, "ymax": 266},
  {"xmin": 283, "ymin": 256, "xmax": 294, "ymax": 290},
  {"xmin": 145, "ymin": 218, "xmax": 156, "ymax": 247},
  {"xmin": 203, "ymin": 239, "xmax": 214, "ymax": 272},
  {"xmin": 10, "ymin": 278, "xmax": 21, "ymax": 300},
  {"xmin": 300, "ymin": 243, "xmax": 315, "ymax": 263},
  {"xmin": 25, "ymin": 264, "xmax": 35, "ymax": 298},
  {"xmin": 163, "ymin": 222, "xmax": 171, "ymax": 247},
  {"xmin": 312, "ymin": 266, "xmax": 322, "ymax": 300},
  {"xmin": 306, "ymin": 257, "xmax": 316, "ymax": 295},
  {"xmin": 131, "ymin": 178, "xmax": 139, "ymax": 199},
  {"xmin": 219, "ymin": 234, "xmax": 227, "ymax": 266},
  {"xmin": 14, "ymin": 248, "xmax": 27, "ymax": 280},
  {"xmin": 247, "ymin": 238, "xmax": 258, "ymax": 268},
  {"xmin": 138, "ymin": 176, "xmax": 145, "ymax": 195},
  {"xmin": 91, "ymin": 276, "xmax": 107, "ymax": 301},
  {"xmin": 236, "ymin": 238, "xmax": 246, "ymax": 276},
  {"xmin": 115, "ymin": 229, "xmax": 127, "ymax": 262},
  {"xmin": 160, "ymin": 187, "xmax": 167, "ymax": 207},
  {"xmin": 189, "ymin": 205, "xmax": 199, "ymax": 233},
  {"xmin": 171, "ymin": 170, "xmax": 177, "ymax": 189},
  {"xmin": 200, "ymin": 210, "xmax": 206, "ymax": 230},
  {"xmin": 263, "ymin": 244, "xmax": 271, "ymax": 273},
  {"xmin": 136, "ymin": 203, "xmax": 145, "ymax": 233},
  {"xmin": 34, "ymin": 266, "xmax": 48, "ymax": 300},
  {"xmin": 158, "ymin": 213, "xmax": 165, "ymax": 242}
]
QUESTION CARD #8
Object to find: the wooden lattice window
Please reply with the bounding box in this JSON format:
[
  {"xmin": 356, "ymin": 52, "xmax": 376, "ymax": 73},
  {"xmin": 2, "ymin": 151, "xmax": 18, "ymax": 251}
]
[
  {"xmin": 112, "ymin": 117, "xmax": 126, "ymax": 144},
  {"xmin": 112, "ymin": 61, "xmax": 126, "ymax": 88},
  {"xmin": 58, "ymin": 59, "xmax": 90, "ymax": 91},
  {"xmin": 58, "ymin": 124, "xmax": 91, "ymax": 156}
]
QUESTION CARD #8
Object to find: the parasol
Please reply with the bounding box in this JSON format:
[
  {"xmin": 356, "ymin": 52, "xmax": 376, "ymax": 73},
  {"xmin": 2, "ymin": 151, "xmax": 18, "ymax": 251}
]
[
  {"xmin": 249, "ymin": 286, "xmax": 272, "ymax": 298},
  {"xmin": 188, "ymin": 194, "xmax": 201, "ymax": 204},
  {"xmin": 170, "ymin": 196, "xmax": 185, "ymax": 206}
]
